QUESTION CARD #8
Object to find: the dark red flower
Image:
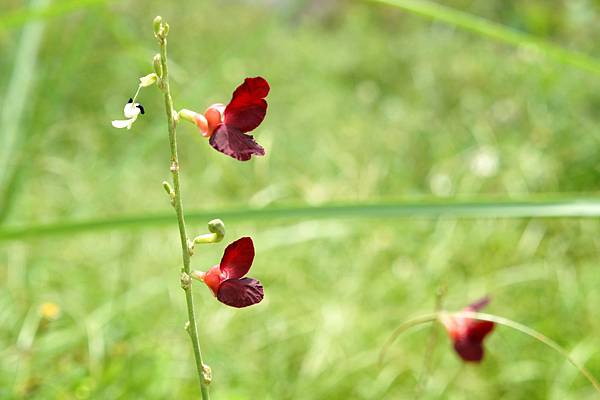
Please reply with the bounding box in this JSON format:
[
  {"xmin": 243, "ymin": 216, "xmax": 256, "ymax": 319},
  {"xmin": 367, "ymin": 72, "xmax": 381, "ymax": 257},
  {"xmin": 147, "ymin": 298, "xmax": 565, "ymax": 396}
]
[
  {"xmin": 441, "ymin": 297, "xmax": 495, "ymax": 362},
  {"xmin": 194, "ymin": 77, "xmax": 269, "ymax": 161},
  {"xmin": 194, "ymin": 237, "xmax": 264, "ymax": 308}
]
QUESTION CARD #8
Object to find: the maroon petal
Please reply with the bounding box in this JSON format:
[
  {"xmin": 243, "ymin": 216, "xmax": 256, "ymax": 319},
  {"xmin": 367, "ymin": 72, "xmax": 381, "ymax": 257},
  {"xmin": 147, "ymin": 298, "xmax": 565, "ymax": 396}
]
[
  {"xmin": 220, "ymin": 237, "xmax": 255, "ymax": 279},
  {"xmin": 217, "ymin": 278, "xmax": 264, "ymax": 308},
  {"xmin": 454, "ymin": 339, "xmax": 485, "ymax": 363},
  {"xmin": 452, "ymin": 313, "xmax": 494, "ymax": 362},
  {"xmin": 209, "ymin": 124, "xmax": 265, "ymax": 161},
  {"xmin": 443, "ymin": 297, "xmax": 495, "ymax": 363},
  {"xmin": 466, "ymin": 319, "xmax": 494, "ymax": 342},
  {"xmin": 224, "ymin": 77, "xmax": 269, "ymax": 133},
  {"xmin": 465, "ymin": 296, "xmax": 490, "ymax": 312}
]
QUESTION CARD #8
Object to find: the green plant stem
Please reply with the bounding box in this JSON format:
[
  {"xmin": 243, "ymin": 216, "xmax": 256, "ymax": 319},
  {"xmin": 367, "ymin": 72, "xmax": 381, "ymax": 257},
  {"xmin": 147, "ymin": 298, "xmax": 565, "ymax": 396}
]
[
  {"xmin": 157, "ymin": 31, "xmax": 211, "ymax": 400},
  {"xmin": 379, "ymin": 313, "xmax": 439, "ymax": 365},
  {"xmin": 416, "ymin": 287, "xmax": 447, "ymax": 397}
]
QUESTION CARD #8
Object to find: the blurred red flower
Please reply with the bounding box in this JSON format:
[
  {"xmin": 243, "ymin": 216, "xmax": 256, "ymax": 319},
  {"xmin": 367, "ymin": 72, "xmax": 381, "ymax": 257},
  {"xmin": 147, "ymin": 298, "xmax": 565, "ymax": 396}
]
[
  {"xmin": 195, "ymin": 77, "xmax": 269, "ymax": 161},
  {"xmin": 441, "ymin": 297, "xmax": 495, "ymax": 362},
  {"xmin": 194, "ymin": 237, "xmax": 264, "ymax": 308}
]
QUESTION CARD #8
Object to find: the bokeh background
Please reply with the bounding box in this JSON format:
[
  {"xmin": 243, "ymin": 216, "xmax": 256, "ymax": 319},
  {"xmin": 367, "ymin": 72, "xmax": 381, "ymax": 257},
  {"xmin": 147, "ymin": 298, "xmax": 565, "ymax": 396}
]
[{"xmin": 2, "ymin": 0, "xmax": 600, "ymax": 398}]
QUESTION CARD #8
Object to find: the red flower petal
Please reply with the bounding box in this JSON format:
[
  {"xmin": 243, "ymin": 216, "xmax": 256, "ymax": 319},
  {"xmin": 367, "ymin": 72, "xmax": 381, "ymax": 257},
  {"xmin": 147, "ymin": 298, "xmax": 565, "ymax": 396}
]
[
  {"xmin": 204, "ymin": 104, "xmax": 225, "ymax": 137},
  {"xmin": 452, "ymin": 319, "xmax": 494, "ymax": 362},
  {"xmin": 453, "ymin": 340, "xmax": 485, "ymax": 362},
  {"xmin": 209, "ymin": 124, "xmax": 265, "ymax": 161},
  {"xmin": 466, "ymin": 319, "xmax": 494, "ymax": 343},
  {"xmin": 219, "ymin": 237, "xmax": 255, "ymax": 279},
  {"xmin": 217, "ymin": 278, "xmax": 264, "ymax": 308},
  {"xmin": 202, "ymin": 265, "xmax": 224, "ymax": 296},
  {"xmin": 442, "ymin": 297, "xmax": 495, "ymax": 363},
  {"xmin": 224, "ymin": 77, "xmax": 269, "ymax": 133}
]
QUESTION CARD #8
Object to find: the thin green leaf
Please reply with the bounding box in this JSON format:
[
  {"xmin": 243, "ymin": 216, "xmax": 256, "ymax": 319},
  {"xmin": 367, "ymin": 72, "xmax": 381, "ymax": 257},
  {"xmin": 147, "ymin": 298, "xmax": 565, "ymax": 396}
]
[
  {"xmin": 367, "ymin": 0, "xmax": 600, "ymax": 76},
  {"xmin": 1, "ymin": 198, "xmax": 599, "ymax": 241},
  {"xmin": 0, "ymin": 0, "xmax": 50, "ymax": 222}
]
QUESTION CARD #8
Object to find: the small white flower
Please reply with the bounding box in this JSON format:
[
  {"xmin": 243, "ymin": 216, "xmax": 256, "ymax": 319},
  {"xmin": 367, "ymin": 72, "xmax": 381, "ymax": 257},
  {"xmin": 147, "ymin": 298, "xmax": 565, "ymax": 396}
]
[{"xmin": 112, "ymin": 99, "xmax": 145, "ymax": 130}]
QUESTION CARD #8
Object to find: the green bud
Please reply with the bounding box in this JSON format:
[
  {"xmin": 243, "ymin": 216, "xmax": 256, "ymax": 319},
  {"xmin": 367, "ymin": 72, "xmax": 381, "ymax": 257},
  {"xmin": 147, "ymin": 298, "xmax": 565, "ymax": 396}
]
[
  {"xmin": 191, "ymin": 219, "xmax": 226, "ymax": 246},
  {"xmin": 139, "ymin": 73, "xmax": 158, "ymax": 87},
  {"xmin": 153, "ymin": 54, "xmax": 163, "ymax": 78},
  {"xmin": 162, "ymin": 180, "xmax": 173, "ymax": 194},
  {"xmin": 153, "ymin": 16, "xmax": 162, "ymax": 35},
  {"xmin": 162, "ymin": 181, "xmax": 175, "ymax": 206},
  {"xmin": 207, "ymin": 219, "xmax": 225, "ymax": 241}
]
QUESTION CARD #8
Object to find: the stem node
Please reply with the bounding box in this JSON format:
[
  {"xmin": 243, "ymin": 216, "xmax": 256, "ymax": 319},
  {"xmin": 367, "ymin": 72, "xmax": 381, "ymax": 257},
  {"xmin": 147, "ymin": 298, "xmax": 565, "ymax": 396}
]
[
  {"xmin": 180, "ymin": 272, "xmax": 192, "ymax": 290},
  {"xmin": 201, "ymin": 364, "xmax": 212, "ymax": 385}
]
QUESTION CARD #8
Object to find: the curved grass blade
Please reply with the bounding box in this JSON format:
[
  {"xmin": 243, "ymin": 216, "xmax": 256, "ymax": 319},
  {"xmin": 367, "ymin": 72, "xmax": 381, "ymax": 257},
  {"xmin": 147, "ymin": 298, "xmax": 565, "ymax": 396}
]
[
  {"xmin": 380, "ymin": 311, "xmax": 600, "ymax": 394},
  {"xmin": 1, "ymin": 198, "xmax": 600, "ymax": 242},
  {"xmin": 460, "ymin": 311, "xmax": 600, "ymax": 393},
  {"xmin": 367, "ymin": 0, "xmax": 600, "ymax": 76}
]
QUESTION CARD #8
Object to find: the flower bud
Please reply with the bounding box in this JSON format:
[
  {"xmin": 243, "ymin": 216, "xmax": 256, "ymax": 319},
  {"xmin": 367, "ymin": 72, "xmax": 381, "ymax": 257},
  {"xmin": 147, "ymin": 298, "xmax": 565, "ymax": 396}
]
[
  {"xmin": 207, "ymin": 219, "xmax": 225, "ymax": 242},
  {"xmin": 153, "ymin": 16, "xmax": 162, "ymax": 35},
  {"xmin": 139, "ymin": 73, "xmax": 158, "ymax": 87},
  {"xmin": 153, "ymin": 54, "xmax": 162, "ymax": 78},
  {"xmin": 191, "ymin": 218, "xmax": 225, "ymax": 245}
]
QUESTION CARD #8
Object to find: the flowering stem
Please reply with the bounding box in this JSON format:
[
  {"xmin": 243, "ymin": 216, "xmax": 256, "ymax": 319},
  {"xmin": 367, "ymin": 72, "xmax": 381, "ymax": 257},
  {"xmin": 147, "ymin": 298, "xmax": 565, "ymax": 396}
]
[
  {"xmin": 381, "ymin": 311, "xmax": 600, "ymax": 394},
  {"xmin": 154, "ymin": 17, "xmax": 211, "ymax": 399},
  {"xmin": 459, "ymin": 311, "xmax": 600, "ymax": 394}
]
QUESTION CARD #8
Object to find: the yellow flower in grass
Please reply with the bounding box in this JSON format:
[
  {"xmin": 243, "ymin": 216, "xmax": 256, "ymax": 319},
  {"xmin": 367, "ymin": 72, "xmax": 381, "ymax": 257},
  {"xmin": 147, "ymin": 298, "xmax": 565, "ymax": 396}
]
[{"xmin": 39, "ymin": 302, "xmax": 60, "ymax": 320}]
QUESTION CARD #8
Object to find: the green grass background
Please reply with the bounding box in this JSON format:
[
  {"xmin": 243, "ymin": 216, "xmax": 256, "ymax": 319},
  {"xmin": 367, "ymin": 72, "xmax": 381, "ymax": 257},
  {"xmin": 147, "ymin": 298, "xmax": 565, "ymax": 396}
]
[{"xmin": 1, "ymin": 0, "xmax": 600, "ymax": 398}]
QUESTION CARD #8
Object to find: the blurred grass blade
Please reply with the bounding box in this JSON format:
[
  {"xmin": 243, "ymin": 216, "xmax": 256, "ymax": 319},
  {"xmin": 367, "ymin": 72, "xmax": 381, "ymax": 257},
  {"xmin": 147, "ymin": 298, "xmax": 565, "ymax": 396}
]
[
  {"xmin": 367, "ymin": 0, "xmax": 600, "ymax": 75},
  {"xmin": 1, "ymin": 198, "xmax": 599, "ymax": 241},
  {"xmin": 0, "ymin": 0, "xmax": 51, "ymax": 223},
  {"xmin": 0, "ymin": 0, "xmax": 108, "ymax": 31}
]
